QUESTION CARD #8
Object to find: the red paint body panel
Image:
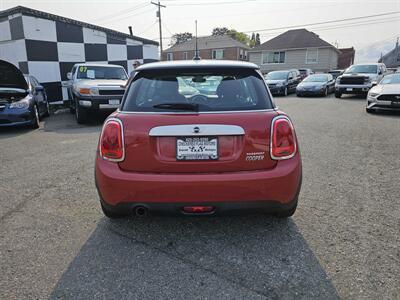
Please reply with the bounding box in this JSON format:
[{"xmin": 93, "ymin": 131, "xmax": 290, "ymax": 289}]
[
  {"xmin": 95, "ymin": 149, "xmax": 301, "ymax": 206},
  {"xmin": 95, "ymin": 110, "xmax": 302, "ymax": 211},
  {"xmin": 117, "ymin": 111, "xmax": 278, "ymax": 173}
]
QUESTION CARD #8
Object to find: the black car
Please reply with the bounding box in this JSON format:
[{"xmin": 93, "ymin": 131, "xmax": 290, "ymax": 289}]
[
  {"xmin": 0, "ymin": 60, "xmax": 49, "ymax": 129},
  {"xmin": 264, "ymin": 70, "xmax": 301, "ymax": 96},
  {"xmin": 296, "ymin": 74, "xmax": 335, "ymax": 97}
]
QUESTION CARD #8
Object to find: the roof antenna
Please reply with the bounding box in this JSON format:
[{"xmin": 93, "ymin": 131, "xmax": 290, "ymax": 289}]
[{"xmin": 193, "ymin": 20, "xmax": 201, "ymax": 60}]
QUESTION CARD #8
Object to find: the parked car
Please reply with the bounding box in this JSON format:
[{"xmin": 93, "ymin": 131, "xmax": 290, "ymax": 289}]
[
  {"xmin": 264, "ymin": 70, "xmax": 301, "ymax": 96},
  {"xmin": 66, "ymin": 63, "xmax": 128, "ymax": 124},
  {"xmin": 328, "ymin": 69, "xmax": 344, "ymax": 79},
  {"xmin": 0, "ymin": 60, "xmax": 49, "ymax": 129},
  {"xmin": 335, "ymin": 63, "xmax": 387, "ymax": 98},
  {"xmin": 298, "ymin": 68, "xmax": 314, "ymax": 80},
  {"xmin": 296, "ymin": 74, "xmax": 335, "ymax": 97},
  {"xmin": 366, "ymin": 73, "xmax": 400, "ymax": 113},
  {"xmin": 95, "ymin": 60, "xmax": 302, "ymax": 218}
]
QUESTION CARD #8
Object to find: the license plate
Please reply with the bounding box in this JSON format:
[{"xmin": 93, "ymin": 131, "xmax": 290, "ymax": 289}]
[
  {"xmin": 346, "ymin": 88, "xmax": 353, "ymax": 91},
  {"xmin": 176, "ymin": 137, "xmax": 218, "ymax": 161},
  {"xmin": 108, "ymin": 99, "xmax": 120, "ymax": 105}
]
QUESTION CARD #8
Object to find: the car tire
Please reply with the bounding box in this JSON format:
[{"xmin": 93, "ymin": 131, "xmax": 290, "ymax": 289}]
[
  {"xmin": 366, "ymin": 107, "xmax": 376, "ymax": 114},
  {"xmin": 296, "ymin": 93, "xmax": 301, "ymax": 97},
  {"xmin": 335, "ymin": 92, "xmax": 342, "ymax": 98},
  {"xmin": 43, "ymin": 101, "xmax": 50, "ymax": 117},
  {"xmin": 101, "ymin": 203, "xmax": 128, "ymax": 219},
  {"xmin": 284, "ymin": 87, "xmax": 288, "ymax": 96},
  {"xmin": 274, "ymin": 199, "xmax": 298, "ymax": 218},
  {"xmin": 324, "ymin": 87, "xmax": 328, "ymax": 97},
  {"xmin": 75, "ymin": 99, "xmax": 88, "ymax": 124},
  {"xmin": 31, "ymin": 105, "xmax": 40, "ymax": 129}
]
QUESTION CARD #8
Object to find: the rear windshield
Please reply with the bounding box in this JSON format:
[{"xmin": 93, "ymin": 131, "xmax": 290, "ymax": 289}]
[{"xmin": 122, "ymin": 68, "xmax": 273, "ymax": 112}]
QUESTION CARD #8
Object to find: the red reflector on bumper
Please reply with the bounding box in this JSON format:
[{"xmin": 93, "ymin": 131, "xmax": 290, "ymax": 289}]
[{"xmin": 183, "ymin": 206, "xmax": 214, "ymax": 213}]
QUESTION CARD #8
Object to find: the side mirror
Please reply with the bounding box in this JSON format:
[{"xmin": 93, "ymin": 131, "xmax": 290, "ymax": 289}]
[
  {"xmin": 35, "ymin": 85, "xmax": 44, "ymax": 92},
  {"xmin": 67, "ymin": 72, "xmax": 72, "ymax": 80},
  {"xmin": 371, "ymin": 81, "xmax": 378, "ymax": 87}
]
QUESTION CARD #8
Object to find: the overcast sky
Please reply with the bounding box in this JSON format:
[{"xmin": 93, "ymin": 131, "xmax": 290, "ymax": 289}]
[{"xmin": 1, "ymin": 0, "xmax": 399, "ymax": 57}]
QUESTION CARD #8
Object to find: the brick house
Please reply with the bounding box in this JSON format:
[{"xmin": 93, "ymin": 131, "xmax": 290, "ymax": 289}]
[
  {"xmin": 337, "ymin": 47, "xmax": 355, "ymax": 69},
  {"xmin": 162, "ymin": 35, "xmax": 250, "ymax": 61}
]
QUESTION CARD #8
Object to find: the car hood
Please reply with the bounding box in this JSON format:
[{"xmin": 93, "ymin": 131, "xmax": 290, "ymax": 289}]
[
  {"xmin": 341, "ymin": 73, "xmax": 377, "ymax": 80},
  {"xmin": 75, "ymin": 79, "xmax": 127, "ymax": 88},
  {"xmin": 0, "ymin": 60, "xmax": 29, "ymax": 91},
  {"xmin": 370, "ymin": 84, "xmax": 400, "ymax": 94},
  {"xmin": 265, "ymin": 79, "xmax": 286, "ymax": 84},
  {"xmin": 298, "ymin": 82, "xmax": 326, "ymax": 88}
]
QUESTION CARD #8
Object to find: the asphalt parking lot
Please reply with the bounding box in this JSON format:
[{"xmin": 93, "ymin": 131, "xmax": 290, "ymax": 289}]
[{"xmin": 0, "ymin": 95, "xmax": 399, "ymax": 300}]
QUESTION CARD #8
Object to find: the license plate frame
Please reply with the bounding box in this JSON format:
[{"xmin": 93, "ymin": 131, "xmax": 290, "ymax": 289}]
[
  {"xmin": 346, "ymin": 88, "xmax": 353, "ymax": 92},
  {"xmin": 108, "ymin": 99, "xmax": 120, "ymax": 105},
  {"xmin": 176, "ymin": 137, "xmax": 218, "ymax": 161}
]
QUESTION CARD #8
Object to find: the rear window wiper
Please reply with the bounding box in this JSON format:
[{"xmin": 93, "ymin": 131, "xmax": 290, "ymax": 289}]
[{"xmin": 153, "ymin": 103, "xmax": 199, "ymax": 111}]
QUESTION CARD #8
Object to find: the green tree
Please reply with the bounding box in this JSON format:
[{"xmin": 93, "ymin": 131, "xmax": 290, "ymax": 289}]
[
  {"xmin": 212, "ymin": 27, "xmax": 229, "ymax": 36},
  {"xmin": 250, "ymin": 32, "xmax": 256, "ymax": 48},
  {"xmin": 255, "ymin": 33, "xmax": 261, "ymax": 46},
  {"xmin": 170, "ymin": 32, "xmax": 193, "ymax": 46}
]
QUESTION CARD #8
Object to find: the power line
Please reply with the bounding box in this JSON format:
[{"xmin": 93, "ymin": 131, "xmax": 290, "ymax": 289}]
[
  {"xmin": 241, "ymin": 11, "xmax": 400, "ymax": 33},
  {"xmin": 98, "ymin": 8, "xmax": 155, "ymax": 25},
  {"xmin": 90, "ymin": 2, "xmax": 150, "ymax": 23},
  {"xmin": 150, "ymin": 12, "xmax": 400, "ymax": 41}
]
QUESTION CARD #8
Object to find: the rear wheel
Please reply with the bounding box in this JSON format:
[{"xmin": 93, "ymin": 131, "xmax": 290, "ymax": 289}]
[
  {"xmin": 31, "ymin": 105, "xmax": 40, "ymax": 129},
  {"xmin": 335, "ymin": 91, "xmax": 342, "ymax": 98},
  {"xmin": 75, "ymin": 99, "xmax": 88, "ymax": 124}
]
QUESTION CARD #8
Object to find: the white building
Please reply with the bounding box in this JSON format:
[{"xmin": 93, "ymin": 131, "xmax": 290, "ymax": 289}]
[{"xmin": 0, "ymin": 6, "xmax": 159, "ymax": 102}]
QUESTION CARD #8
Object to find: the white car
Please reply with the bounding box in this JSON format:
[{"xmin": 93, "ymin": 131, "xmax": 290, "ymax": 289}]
[
  {"xmin": 66, "ymin": 63, "xmax": 128, "ymax": 124},
  {"xmin": 366, "ymin": 73, "xmax": 400, "ymax": 113}
]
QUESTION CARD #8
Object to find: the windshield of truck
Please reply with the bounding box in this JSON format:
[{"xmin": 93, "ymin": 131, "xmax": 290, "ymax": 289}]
[{"xmin": 76, "ymin": 66, "xmax": 128, "ymax": 80}]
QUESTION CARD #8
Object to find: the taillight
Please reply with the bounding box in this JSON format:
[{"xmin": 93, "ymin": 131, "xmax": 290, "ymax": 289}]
[
  {"xmin": 100, "ymin": 118, "xmax": 124, "ymax": 162},
  {"xmin": 270, "ymin": 115, "xmax": 297, "ymax": 160}
]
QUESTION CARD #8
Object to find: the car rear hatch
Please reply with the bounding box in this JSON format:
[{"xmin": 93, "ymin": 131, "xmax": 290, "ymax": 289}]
[
  {"xmin": 118, "ymin": 111, "xmax": 278, "ymax": 173},
  {"xmin": 116, "ymin": 65, "xmax": 278, "ymax": 173}
]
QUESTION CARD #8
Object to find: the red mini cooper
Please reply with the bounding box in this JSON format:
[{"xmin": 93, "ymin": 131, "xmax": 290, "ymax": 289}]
[{"xmin": 95, "ymin": 60, "xmax": 302, "ymax": 218}]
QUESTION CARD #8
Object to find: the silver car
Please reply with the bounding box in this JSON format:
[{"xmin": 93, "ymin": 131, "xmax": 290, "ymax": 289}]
[
  {"xmin": 366, "ymin": 73, "xmax": 400, "ymax": 113},
  {"xmin": 66, "ymin": 63, "xmax": 128, "ymax": 124}
]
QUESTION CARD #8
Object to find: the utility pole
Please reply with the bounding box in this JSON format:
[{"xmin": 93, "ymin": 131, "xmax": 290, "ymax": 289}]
[{"xmin": 151, "ymin": 0, "xmax": 166, "ymax": 59}]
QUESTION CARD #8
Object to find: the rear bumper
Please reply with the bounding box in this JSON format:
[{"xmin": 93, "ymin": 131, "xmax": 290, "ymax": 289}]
[{"xmin": 95, "ymin": 152, "xmax": 302, "ymax": 213}]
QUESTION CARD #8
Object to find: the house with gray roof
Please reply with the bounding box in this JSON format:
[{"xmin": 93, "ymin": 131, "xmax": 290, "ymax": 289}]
[
  {"xmin": 378, "ymin": 39, "xmax": 400, "ymax": 68},
  {"xmin": 249, "ymin": 29, "xmax": 340, "ymax": 73},
  {"xmin": 162, "ymin": 35, "xmax": 250, "ymax": 61}
]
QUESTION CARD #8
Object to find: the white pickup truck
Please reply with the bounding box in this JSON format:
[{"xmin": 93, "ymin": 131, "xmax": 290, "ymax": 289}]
[
  {"xmin": 335, "ymin": 63, "xmax": 387, "ymax": 98},
  {"xmin": 66, "ymin": 63, "xmax": 128, "ymax": 124}
]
